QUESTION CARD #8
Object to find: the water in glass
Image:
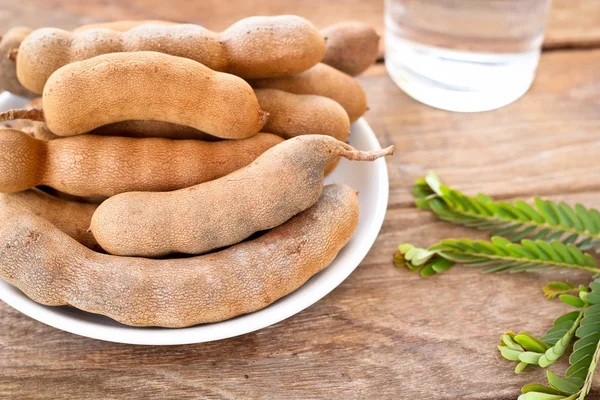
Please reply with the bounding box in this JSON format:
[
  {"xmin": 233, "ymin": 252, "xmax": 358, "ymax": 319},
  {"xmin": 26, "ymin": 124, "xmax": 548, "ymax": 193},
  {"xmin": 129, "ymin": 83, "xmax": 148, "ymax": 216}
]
[{"xmin": 385, "ymin": 0, "xmax": 552, "ymax": 112}]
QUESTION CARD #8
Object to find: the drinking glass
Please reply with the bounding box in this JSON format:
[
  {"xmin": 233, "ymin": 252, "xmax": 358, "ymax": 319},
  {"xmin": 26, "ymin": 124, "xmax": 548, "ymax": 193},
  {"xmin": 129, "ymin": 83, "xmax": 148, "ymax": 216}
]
[{"xmin": 385, "ymin": 0, "xmax": 552, "ymax": 112}]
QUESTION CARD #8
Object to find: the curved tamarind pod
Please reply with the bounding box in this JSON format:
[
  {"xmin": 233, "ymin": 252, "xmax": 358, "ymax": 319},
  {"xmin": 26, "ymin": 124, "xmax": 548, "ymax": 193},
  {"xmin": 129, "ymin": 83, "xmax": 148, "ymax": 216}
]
[
  {"xmin": 0, "ymin": 128, "xmax": 283, "ymax": 196},
  {"xmin": 16, "ymin": 15, "xmax": 326, "ymax": 93},
  {"xmin": 91, "ymin": 135, "xmax": 393, "ymax": 257},
  {"xmin": 34, "ymin": 52, "xmax": 266, "ymax": 138},
  {"xmin": 0, "ymin": 27, "xmax": 36, "ymax": 98},
  {"xmin": 249, "ymin": 63, "xmax": 367, "ymax": 122},
  {"xmin": 0, "ymin": 184, "xmax": 359, "ymax": 327},
  {"xmin": 0, "ymin": 189, "xmax": 98, "ymax": 249}
]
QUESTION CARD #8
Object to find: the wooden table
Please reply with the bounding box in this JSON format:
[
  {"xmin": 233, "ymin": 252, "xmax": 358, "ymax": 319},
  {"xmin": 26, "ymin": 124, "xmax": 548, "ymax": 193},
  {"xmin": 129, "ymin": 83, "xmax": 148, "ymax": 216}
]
[{"xmin": 1, "ymin": 1, "xmax": 600, "ymax": 399}]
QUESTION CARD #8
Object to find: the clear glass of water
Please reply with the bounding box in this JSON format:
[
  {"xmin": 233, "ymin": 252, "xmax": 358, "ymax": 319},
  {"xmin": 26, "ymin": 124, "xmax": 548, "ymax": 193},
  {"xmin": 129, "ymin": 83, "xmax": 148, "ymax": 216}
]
[{"xmin": 385, "ymin": 0, "xmax": 552, "ymax": 112}]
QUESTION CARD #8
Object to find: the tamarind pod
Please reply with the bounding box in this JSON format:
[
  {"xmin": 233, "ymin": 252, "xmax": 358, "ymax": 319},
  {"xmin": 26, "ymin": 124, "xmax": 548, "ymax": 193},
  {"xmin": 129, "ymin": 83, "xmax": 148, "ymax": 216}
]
[
  {"xmin": 249, "ymin": 63, "xmax": 368, "ymax": 122},
  {"xmin": 90, "ymin": 135, "xmax": 393, "ymax": 257},
  {"xmin": 0, "ymin": 189, "xmax": 98, "ymax": 249},
  {"xmin": 0, "ymin": 184, "xmax": 359, "ymax": 327},
  {"xmin": 16, "ymin": 15, "xmax": 326, "ymax": 93},
  {"xmin": 0, "ymin": 128, "xmax": 283, "ymax": 197},
  {"xmin": 0, "ymin": 27, "xmax": 36, "ymax": 98},
  {"xmin": 40, "ymin": 52, "xmax": 266, "ymax": 138},
  {"xmin": 321, "ymin": 21, "xmax": 380, "ymax": 76}
]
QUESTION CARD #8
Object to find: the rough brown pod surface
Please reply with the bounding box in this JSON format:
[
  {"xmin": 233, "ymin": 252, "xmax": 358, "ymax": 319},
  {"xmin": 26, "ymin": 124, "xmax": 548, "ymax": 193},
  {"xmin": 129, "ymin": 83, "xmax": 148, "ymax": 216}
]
[
  {"xmin": 0, "ymin": 189, "xmax": 98, "ymax": 249},
  {"xmin": 41, "ymin": 52, "xmax": 267, "ymax": 138},
  {"xmin": 0, "ymin": 27, "xmax": 36, "ymax": 98},
  {"xmin": 0, "ymin": 128, "xmax": 282, "ymax": 196},
  {"xmin": 321, "ymin": 21, "xmax": 380, "ymax": 76},
  {"xmin": 255, "ymin": 89, "xmax": 350, "ymax": 141},
  {"xmin": 90, "ymin": 135, "xmax": 393, "ymax": 257},
  {"xmin": 249, "ymin": 63, "xmax": 368, "ymax": 122},
  {"xmin": 16, "ymin": 15, "xmax": 326, "ymax": 93},
  {"xmin": 0, "ymin": 184, "xmax": 359, "ymax": 327}
]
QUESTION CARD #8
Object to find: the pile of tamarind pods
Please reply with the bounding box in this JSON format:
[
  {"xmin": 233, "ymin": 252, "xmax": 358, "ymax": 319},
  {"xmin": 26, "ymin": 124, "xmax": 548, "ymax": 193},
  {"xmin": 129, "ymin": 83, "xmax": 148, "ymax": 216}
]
[{"xmin": 0, "ymin": 16, "xmax": 393, "ymax": 328}]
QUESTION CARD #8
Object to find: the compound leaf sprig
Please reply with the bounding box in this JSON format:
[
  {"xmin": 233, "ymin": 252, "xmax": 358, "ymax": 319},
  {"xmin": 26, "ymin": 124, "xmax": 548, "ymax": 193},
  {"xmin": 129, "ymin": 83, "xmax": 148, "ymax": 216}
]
[
  {"xmin": 414, "ymin": 173, "xmax": 600, "ymax": 250},
  {"xmin": 394, "ymin": 237, "xmax": 600, "ymax": 277}
]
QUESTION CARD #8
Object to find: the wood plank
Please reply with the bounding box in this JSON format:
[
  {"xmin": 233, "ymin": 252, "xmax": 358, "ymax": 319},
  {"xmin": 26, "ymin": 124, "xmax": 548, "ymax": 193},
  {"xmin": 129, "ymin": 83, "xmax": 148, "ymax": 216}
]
[
  {"xmin": 1, "ymin": 48, "xmax": 600, "ymax": 399},
  {"xmin": 0, "ymin": 0, "xmax": 599, "ymax": 50},
  {"xmin": 546, "ymin": 0, "xmax": 600, "ymax": 48}
]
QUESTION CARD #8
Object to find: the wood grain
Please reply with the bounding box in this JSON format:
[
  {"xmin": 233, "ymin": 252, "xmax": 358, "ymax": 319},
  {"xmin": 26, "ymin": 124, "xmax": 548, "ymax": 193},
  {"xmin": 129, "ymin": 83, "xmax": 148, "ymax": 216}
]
[
  {"xmin": 0, "ymin": 0, "xmax": 599, "ymax": 53},
  {"xmin": 1, "ymin": 48, "xmax": 600, "ymax": 399}
]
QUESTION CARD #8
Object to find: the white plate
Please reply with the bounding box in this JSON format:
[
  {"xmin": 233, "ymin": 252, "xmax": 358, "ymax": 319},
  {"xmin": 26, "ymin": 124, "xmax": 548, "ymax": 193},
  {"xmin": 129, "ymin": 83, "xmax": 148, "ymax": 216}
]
[{"xmin": 0, "ymin": 91, "xmax": 389, "ymax": 345}]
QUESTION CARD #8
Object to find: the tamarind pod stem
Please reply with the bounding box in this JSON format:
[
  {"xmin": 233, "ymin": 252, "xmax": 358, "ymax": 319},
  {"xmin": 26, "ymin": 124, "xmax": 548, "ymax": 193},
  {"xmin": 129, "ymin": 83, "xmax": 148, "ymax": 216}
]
[{"xmin": 0, "ymin": 108, "xmax": 45, "ymax": 123}]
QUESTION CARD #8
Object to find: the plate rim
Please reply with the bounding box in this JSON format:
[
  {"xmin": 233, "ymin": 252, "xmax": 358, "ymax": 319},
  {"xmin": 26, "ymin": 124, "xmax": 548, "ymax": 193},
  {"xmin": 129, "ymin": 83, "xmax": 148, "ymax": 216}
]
[{"xmin": 0, "ymin": 98, "xmax": 389, "ymax": 345}]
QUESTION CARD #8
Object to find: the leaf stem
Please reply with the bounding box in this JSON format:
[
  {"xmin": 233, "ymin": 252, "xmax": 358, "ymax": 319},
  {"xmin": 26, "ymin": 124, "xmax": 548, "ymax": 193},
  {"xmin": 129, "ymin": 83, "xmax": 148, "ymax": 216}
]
[
  {"xmin": 444, "ymin": 207, "xmax": 600, "ymax": 243},
  {"xmin": 578, "ymin": 337, "xmax": 600, "ymax": 399},
  {"xmin": 441, "ymin": 250, "xmax": 600, "ymax": 274}
]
